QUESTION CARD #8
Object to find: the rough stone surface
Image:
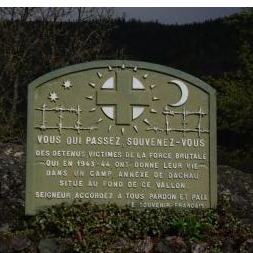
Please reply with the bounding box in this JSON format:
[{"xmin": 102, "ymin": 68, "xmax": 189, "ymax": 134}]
[
  {"xmin": 240, "ymin": 238, "xmax": 253, "ymax": 253},
  {"xmin": 134, "ymin": 236, "xmax": 153, "ymax": 253},
  {"xmin": 221, "ymin": 237, "xmax": 236, "ymax": 253},
  {"xmin": 218, "ymin": 165, "xmax": 253, "ymax": 224},
  {"xmin": 154, "ymin": 236, "xmax": 188, "ymax": 253},
  {"xmin": 0, "ymin": 223, "xmax": 10, "ymax": 232},
  {"xmin": 38, "ymin": 238, "xmax": 69, "ymax": 253},
  {"xmin": 0, "ymin": 143, "xmax": 26, "ymax": 229},
  {"xmin": 111, "ymin": 236, "xmax": 133, "ymax": 250},
  {"xmin": 191, "ymin": 242, "xmax": 209, "ymax": 253},
  {"xmin": 0, "ymin": 233, "xmax": 34, "ymax": 253}
]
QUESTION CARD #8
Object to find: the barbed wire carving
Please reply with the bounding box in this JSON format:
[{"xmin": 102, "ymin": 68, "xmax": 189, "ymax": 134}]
[
  {"xmin": 147, "ymin": 105, "xmax": 209, "ymax": 137},
  {"xmin": 35, "ymin": 103, "xmax": 97, "ymax": 134}
]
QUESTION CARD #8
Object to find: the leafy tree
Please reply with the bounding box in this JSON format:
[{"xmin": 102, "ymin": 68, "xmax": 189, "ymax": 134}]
[{"xmin": 206, "ymin": 8, "xmax": 253, "ymax": 171}]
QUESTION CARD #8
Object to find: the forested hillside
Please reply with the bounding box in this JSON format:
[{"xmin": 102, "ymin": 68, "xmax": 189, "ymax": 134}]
[
  {"xmin": 0, "ymin": 8, "xmax": 252, "ymax": 172},
  {"xmin": 110, "ymin": 18, "xmax": 239, "ymax": 77}
]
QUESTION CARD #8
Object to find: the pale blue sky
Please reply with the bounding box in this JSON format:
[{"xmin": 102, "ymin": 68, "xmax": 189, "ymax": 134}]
[{"xmin": 114, "ymin": 7, "xmax": 242, "ymax": 24}]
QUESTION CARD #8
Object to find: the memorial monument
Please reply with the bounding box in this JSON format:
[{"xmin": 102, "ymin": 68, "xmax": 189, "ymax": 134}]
[{"xmin": 26, "ymin": 60, "xmax": 216, "ymax": 214}]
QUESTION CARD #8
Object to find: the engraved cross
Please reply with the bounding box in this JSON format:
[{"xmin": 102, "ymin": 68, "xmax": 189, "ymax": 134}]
[{"xmin": 96, "ymin": 71, "xmax": 149, "ymax": 125}]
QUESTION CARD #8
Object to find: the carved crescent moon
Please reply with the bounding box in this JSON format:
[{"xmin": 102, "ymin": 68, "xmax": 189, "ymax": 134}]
[{"xmin": 169, "ymin": 79, "xmax": 189, "ymax": 107}]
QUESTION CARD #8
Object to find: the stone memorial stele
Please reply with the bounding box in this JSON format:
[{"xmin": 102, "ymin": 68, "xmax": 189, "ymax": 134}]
[{"xmin": 25, "ymin": 60, "xmax": 217, "ymax": 215}]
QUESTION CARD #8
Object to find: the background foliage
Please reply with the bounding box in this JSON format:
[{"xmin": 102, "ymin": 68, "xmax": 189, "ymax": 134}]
[{"xmin": 0, "ymin": 7, "xmax": 253, "ymax": 172}]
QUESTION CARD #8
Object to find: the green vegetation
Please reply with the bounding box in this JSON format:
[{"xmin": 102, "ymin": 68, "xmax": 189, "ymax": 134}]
[
  {"xmin": 11, "ymin": 196, "xmax": 252, "ymax": 252},
  {"xmin": 110, "ymin": 18, "xmax": 238, "ymax": 78},
  {"xmin": 207, "ymin": 9, "xmax": 253, "ymax": 172},
  {"xmin": 0, "ymin": 8, "xmax": 118, "ymax": 142},
  {"xmin": 0, "ymin": 8, "xmax": 253, "ymax": 172}
]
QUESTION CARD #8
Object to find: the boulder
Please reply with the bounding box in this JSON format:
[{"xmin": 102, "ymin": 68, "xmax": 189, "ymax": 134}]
[
  {"xmin": 38, "ymin": 238, "xmax": 69, "ymax": 253},
  {"xmin": 0, "ymin": 233, "xmax": 34, "ymax": 253},
  {"xmin": 155, "ymin": 236, "xmax": 188, "ymax": 253}
]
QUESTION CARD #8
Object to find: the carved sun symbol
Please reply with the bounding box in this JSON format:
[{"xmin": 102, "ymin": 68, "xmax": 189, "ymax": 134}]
[{"xmin": 86, "ymin": 65, "xmax": 159, "ymax": 135}]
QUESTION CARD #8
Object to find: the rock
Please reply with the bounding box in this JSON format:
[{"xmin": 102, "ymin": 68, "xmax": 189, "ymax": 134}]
[
  {"xmin": 240, "ymin": 238, "xmax": 253, "ymax": 253},
  {"xmin": 0, "ymin": 223, "xmax": 10, "ymax": 232},
  {"xmin": 155, "ymin": 236, "xmax": 187, "ymax": 253},
  {"xmin": 135, "ymin": 236, "xmax": 153, "ymax": 253},
  {"xmin": 0, "ymin": 233, "xmax": 34, "ymax": 253},
  {"xmin": 13, "ymin": 151, "xmax": 24, "ymax": 159},
  {"xmin": 0, "ymin": 143, "xmax": 26, "ymax": 228},
  {"xmin": 38, "ymin": 238, "xmax": 69, "ymax": 253},
  {"xmin": 218, "ymin": 166, "xmax": 253, "ymax": 223},
  {"xmin": 111, "ymin": 236, "xmax": 133, "ymax": 250},
  {"xmin": 222, "ymin": 238, "xmax": 236, "ymax": 253},
  {"xmin": 4, "ymin": 148, "xmax": 12, "ymax": 155},
  {"xmin": 191, "ymin": 242, "xmax": 209, "ymax": 253},
  {"xmin": 221, "ymin": 189, "xmax": 231, "ymax": 196}
]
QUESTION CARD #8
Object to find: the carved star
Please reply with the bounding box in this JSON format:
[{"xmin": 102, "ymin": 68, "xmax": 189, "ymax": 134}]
[
  {"xmin": 49, "ymin": 92, "xmax": 58, "ymax": 102},
  {"xmin": 62, "ymin": 80, "xmax": 72, "ymax": 89}
]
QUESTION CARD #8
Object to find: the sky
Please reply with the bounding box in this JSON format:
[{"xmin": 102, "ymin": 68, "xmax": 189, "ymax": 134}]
[{"xmin": 113, "ymin": 7, "xmax": 242, "ymax": 25}]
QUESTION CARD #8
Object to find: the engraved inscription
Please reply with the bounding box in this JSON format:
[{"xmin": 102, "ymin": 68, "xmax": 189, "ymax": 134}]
[{"xmin": 26, "ymin": 61, "xmax": 216, "ymax": 214}]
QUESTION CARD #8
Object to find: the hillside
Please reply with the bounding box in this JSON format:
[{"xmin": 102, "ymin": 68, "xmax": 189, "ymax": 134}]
[
  {"xmin": 0, "ymin": 10, "xmax": 253, "ymax": 174},
  {"xmin": 110, "ymin": 18, "xmax": 239, "ymax": 78}
]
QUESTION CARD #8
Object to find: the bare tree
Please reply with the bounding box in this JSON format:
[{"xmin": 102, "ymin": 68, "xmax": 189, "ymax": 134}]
[{"xmin": 0, "ymin": 7, "xmax": 115, "ymax": 142}]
